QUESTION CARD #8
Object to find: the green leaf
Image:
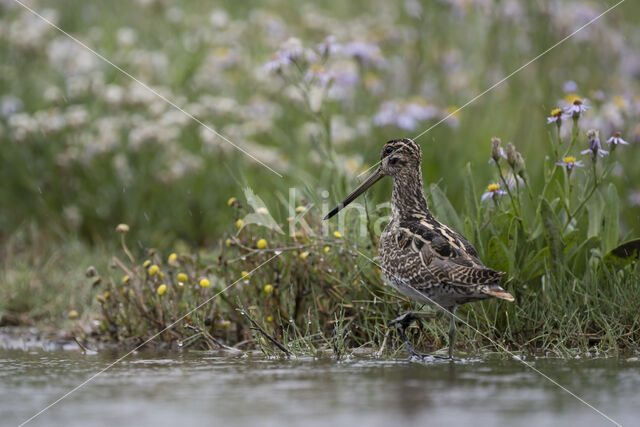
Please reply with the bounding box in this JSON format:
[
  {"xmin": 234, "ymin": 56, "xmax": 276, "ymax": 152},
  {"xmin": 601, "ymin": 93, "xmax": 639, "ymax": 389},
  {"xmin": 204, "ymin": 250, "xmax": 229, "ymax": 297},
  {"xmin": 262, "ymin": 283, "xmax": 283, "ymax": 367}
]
[
  {"xmin": 429, "ymin": 183, "xmax": 463, "ymax": 232},
  {"xmin": 587, "ymin": 190, "xmax": 604, "ymax": 239},
  {"xmin": 487, "ymin": 236, "xmax": 509, "ymax": 273},
  {"xmin": 522, "ymin": 247, "xmax": 550, "ymax": 282},
  {"xmin": 602, "ymin": 183, "xmax": 620, "ymax": 252},
  {"xmin": 539, "ymin": 198, "xmax": 564, "ymax": 277},
  {"xmin": 463, "ymin": 162, "xmax": 478, "ymax": 219}
]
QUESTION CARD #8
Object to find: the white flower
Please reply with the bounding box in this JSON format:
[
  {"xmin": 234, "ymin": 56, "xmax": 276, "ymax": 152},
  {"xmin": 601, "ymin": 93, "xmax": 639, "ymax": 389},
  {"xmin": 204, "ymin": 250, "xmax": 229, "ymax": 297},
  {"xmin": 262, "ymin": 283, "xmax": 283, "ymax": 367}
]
[
  {"xmin": 606, "ymin": 132, "xmax": 629, "ymax": 147},
  {"xmin": 481, "ymin": 183, "xmax": 507, "ymax": 202},
  {"xmin": 564, "ymin": 97, "xmax": 589, "ymax": 118}
]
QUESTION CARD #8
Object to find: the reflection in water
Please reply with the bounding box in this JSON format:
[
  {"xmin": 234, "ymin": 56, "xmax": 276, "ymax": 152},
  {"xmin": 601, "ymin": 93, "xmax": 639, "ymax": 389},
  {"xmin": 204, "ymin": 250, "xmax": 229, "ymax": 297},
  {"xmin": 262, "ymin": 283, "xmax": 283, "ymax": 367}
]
[{"xmin": 0, "ymin": 349, "xmax": 637, "ymax": 427}]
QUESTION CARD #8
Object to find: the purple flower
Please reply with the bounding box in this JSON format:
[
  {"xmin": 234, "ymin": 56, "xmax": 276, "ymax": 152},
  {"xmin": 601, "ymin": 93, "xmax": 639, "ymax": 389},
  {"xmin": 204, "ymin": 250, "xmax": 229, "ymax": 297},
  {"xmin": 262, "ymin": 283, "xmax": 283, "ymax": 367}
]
[
  {"xmin": 564, "ymin": 97, "xmax": 589, "ymax": 119},
  {"xmin": 556, "ymin": 156, "xmax": 584, "ymax": 172},
  {"xmin": 317, "ymin": 36, "xmax": 342, "ymax": 56},
  {"xmin": 342, "ymin": 42, "xmax": 386, "ymax": 67},
  {"xmin": 546, "ymin": 107, "xmax": 568, "ymax": 125},
  {"xmin": 373, "ymin": 100, "xmax": 437, "ymax": 131},
  {"xmin": 481, "ymin": 183, "xmax": 507, "ymax": 202},
  {"xmin": 606, "ymin": 131, "xmax": 629, "ymax": 148},
  {"xmin": 581, "ymin": 129, "xmax": 608, "ymax": 159}
]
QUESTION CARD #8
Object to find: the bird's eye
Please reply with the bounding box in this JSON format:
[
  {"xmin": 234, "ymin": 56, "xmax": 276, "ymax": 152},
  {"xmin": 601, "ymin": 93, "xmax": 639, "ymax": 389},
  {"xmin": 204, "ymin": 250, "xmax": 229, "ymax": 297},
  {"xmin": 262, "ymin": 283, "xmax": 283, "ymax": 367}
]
[{"xmin": 384, "ymin": 146, "xmax": 394, "ymax": 155}]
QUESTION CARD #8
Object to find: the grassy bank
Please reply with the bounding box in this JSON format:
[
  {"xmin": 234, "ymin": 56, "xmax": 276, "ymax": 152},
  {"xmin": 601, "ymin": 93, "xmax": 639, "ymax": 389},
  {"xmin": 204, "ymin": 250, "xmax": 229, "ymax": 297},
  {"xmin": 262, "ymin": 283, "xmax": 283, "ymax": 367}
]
[{"xmin": 2, "ymin": 1, "xmax": 640, "ymax": 356}]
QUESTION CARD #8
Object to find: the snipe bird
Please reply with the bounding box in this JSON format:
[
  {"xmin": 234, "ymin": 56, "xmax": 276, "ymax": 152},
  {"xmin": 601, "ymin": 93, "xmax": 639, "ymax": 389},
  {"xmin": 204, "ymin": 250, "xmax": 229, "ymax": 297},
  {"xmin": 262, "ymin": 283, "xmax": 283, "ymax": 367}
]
[{"xmin": 324, "ymin": 138, "xmax": 514, "ymax": 359}]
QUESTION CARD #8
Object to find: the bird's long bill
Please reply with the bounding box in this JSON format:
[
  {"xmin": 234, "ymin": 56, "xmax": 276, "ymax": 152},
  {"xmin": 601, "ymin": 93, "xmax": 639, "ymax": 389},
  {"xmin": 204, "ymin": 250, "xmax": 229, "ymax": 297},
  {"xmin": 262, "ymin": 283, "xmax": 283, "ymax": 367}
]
[{"xmin": 324, "ymin": 168, "xmax": 383, "ymax": 220}]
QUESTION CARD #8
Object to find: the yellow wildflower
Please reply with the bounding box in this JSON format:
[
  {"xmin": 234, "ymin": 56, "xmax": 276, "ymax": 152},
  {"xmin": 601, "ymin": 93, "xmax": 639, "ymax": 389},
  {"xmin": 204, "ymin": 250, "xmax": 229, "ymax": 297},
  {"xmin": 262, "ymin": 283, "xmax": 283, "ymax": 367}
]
[
  {"xmin": 241, "ymin": 271, "xmax": 251, "ymax": 280},
  {"xmin": 236, "ymin": 219, "xmax": 243, "ymax": 229},
  {"xmin": 199, "ymin": 278, "xmax": 211, "ymax": 288},
  {"xmin": 143, "ymin": 260, "xmax": 151, "ymax": 268},
  {"xmin": 300, "ymin": 251, "xmax": 309, "ymax": 259},
  {"xmin": 68, "ymin": 310, "xmax": 79, "ymax": 319},
  {"xmin": 266, "ymin": 316, "xmax": 274, "ymax": 322},
  {"xmin": 177, "ymin": 272, "xmax": 188, "ymax": 283},
  {"xmin": 487, "ymin": 183, "xmax": 500, "ymax": 193},
  {"xmin": 263, "ymin": 284, "xmax": 274, "ymax": 294},
  {"xmin": 148, "ymin": 264, "xmax": 159, "ymax": 276},
  {"xmin": 257, "ymin": 238, "xmax": 267, "ymax": 249},
  {"xmin": 220, "ymin": 320, "xmax": 231, "ymax": 328},
  {"xmin": 168, "ymin": 253, "xmax": 178, "ymax": 262},
  {"xmin": 333, "ymin": 231, "xmax": 342, "ymax": 238},
  {"xmin": 295, "ymin": 206, "xmax": 306, "ymax": 213},
  {"xmin": 225, "ymin": 238, "xmax": 232, "ymax": 247},
  {"xmin": 121, "ymin": 275, "xmax": 130, "ymax": 284},
  {"xmin": 157, "ymin": 284, "xmax": 167, "ymax": 295},
  {"xmin": 227, "ymin": 197, "xmax": 237, "ymax": 206},
  {"xmin": 324, "ymin": 246, "xmax": 330, "ymax": 253},
  {"xmin": 104, "ymin": 291, "xmax": 110, "ymax": 299}
]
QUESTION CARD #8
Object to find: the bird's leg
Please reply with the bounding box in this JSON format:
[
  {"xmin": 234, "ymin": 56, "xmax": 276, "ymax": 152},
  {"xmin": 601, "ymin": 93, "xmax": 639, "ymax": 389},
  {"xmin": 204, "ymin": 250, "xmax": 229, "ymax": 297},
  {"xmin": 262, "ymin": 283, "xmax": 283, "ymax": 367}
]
[
  {"xmin": 447, "ymin": 307, "xmax": 457, "ymax": 359},
  {"xmin": 389, "ymin": 311, "xmax": 437, "ymax": 358}
]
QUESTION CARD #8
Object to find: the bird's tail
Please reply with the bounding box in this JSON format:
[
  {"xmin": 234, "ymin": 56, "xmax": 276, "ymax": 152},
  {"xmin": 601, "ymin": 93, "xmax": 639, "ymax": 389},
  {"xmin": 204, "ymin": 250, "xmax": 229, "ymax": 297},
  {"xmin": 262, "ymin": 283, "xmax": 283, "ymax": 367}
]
[{"xmin": 482, "ymin": 284, "xmax": 514, "ymax": 302}]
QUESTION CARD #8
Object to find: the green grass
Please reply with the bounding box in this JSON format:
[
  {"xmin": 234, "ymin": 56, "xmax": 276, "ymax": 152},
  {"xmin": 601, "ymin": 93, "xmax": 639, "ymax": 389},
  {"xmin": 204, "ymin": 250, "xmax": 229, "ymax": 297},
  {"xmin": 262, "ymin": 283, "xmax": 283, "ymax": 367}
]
[{"xmin": 1, "ymin": 0, "xmax": 639, "ymax": 356}]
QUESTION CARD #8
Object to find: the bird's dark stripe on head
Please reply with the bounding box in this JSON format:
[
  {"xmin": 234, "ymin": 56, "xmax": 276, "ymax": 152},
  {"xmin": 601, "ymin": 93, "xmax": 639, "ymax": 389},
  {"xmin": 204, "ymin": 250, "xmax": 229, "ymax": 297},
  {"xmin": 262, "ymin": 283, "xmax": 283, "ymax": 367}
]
[{"xmin": 385, "ymin": 138, "xmax": 421, "ymax": 156}]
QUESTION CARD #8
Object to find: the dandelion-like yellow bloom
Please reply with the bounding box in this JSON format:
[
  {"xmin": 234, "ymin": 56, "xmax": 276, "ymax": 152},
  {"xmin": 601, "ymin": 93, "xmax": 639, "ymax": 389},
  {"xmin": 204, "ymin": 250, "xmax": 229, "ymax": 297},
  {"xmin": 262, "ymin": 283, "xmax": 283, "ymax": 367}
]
[
  {"xmin": 104, "ymin": 291, "xmax": 110, "ymax": 299},
  {"xmin": 236, "ymin": 219, "xmax": 243, "ymax": 229},
  {"xmin": 324, "ymin": 246, "xmax": 330, "ymax": 253},
  {"xmin": 227, "ymin": 197, "xmax": 237, "ymax": 206},
  {"xmin": 564, "ymin": 156, "xmax": 577, "ymax": 164},
  {"xmin": 257, "ymin": 238, "xmax": 267, "ymax": 249},
  {"xmin": 225, "ymin": 238, "xmax": 232, "ymax": 247},
  {"xmin": 487, "ymin": 183, "xmax": 500, "ymax": 192},
  {"xmin": 148, "ymin": 264, "xmax": 159, "ymax": 276},
  {"xmin": 300, "ymin": 251, "xmax": 309, "ymax": 259},
  {"xmin": 68, "ymin": 310, "xmax": 79, "ymax": 319},
  {"xmin": 550, "ymin": 108, "xmax": 563, "ymax": 117},
  {"xmin": 168, "ymin": 253, "xmax": 178, "ymax": 262},
  {"xmin": 157, "ymin": 284, "xmax": 167, "ymax": 295},
  {"xmin": 143, "ymin": 260, "xmax": 151, "ymax": 268},
  {"xmin": 333, "ymin": 231, "xmax": 342, "ymax": 238},
  {"xmin": 177, "ymin": 272, "xmax": 188, "ymax": 283},
  {"xmin": 266, "ymin": 316, "xmax": 273, "ymax": 322},
  {"xmin": 241, "ymin": 271, "xmax": 251, "ymax": 280},
  {"xmin": 121, "ymin": 275, "xmax": 130, "ymax": 284},
  {"xmin": 263, "ymin": 284, "xmax": 274, "ymax": 294},
  {"xmin": 96, "ymin": 295, "xmax": 106, "ymax": 304},
  {"xmin": 199, "ymin": 278, "xmax": 211, "ymax": 288}
]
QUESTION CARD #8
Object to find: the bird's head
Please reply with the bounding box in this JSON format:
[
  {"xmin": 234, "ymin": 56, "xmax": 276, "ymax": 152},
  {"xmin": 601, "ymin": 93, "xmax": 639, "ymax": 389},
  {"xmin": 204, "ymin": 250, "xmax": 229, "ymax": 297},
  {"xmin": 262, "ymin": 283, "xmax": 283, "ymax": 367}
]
[{"xmin": 324, "ymin": 138, "xmax": 421, "ymax": 220}]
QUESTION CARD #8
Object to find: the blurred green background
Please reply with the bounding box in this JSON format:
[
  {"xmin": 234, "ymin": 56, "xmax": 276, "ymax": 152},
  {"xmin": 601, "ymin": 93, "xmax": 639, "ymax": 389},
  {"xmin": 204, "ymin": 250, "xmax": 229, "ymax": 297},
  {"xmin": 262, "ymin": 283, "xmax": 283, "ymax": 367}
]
[{"xmin": 1, "ymin": 0, "xmax": 639, "ymax": 250}]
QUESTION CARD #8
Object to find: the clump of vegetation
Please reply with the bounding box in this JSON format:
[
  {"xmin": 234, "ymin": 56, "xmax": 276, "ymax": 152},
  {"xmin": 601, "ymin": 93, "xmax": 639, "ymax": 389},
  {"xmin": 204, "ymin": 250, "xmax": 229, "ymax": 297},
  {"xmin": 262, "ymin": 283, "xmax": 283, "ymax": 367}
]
[{"xmin": 83, "ymin": 102, "xmax": 639, "ymax": 356}]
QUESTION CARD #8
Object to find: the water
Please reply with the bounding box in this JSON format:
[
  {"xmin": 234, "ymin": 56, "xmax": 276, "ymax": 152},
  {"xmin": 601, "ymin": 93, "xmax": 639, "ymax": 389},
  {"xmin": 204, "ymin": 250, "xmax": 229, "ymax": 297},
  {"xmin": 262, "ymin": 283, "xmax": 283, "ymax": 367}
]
[{"xmin": 1, "ymin": 348, "xmax": 639, "ymax": 427}]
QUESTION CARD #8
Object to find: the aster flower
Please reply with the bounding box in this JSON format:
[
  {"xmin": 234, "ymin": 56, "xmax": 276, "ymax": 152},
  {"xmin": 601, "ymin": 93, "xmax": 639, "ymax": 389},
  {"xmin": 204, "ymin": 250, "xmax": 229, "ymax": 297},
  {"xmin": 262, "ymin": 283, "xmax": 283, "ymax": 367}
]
[
  {"xmin": 546, "ymin": 108, "xmax": 567, "ymax": 124},
  {"xmin": 317, "ymin": 35, "xmax": 342, "ymax": 57},
  {"xmin": 581, "ymin": 129, "xmax": 608, "ymax": 159},
  {"xmin": 556, "ymin": 156, "xmax": 584, "ymax": 172},
  {"xmin": 342, "ymin": 41, "xmax": 386, "ymax": 67},
  {"xmin": 304, "ymin": 64, "xmax": 333, "ymax": 87},
  {"xmin": 606, "ymin": 131, "xmax": 629, "ymax": 149},
  {"xmin": 481, "ymin": 183, "xmax": 507, "ymax": 202},
  {"xmin": 564, "ymin": 97, "xmax": 589, "ymax": 119}
]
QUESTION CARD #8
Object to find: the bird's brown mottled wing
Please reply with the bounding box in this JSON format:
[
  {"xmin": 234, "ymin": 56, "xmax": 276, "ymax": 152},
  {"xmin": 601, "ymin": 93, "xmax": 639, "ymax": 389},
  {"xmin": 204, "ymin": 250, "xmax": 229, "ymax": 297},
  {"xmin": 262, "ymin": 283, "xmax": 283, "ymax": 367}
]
[{"xmin": 394, "ymin": 219, "xmax": 503, "ymax": 287}]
